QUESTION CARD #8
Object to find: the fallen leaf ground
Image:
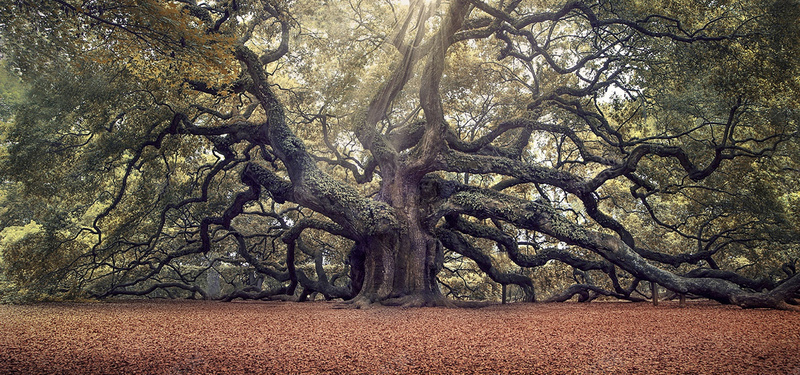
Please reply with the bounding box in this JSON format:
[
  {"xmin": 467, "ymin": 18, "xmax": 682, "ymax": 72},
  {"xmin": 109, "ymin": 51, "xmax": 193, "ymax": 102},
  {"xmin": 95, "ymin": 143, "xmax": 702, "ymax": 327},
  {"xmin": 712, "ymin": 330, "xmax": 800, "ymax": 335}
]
[{"xmin": 1, "ymin": 300, "xmax": 798, "ymax": 374}]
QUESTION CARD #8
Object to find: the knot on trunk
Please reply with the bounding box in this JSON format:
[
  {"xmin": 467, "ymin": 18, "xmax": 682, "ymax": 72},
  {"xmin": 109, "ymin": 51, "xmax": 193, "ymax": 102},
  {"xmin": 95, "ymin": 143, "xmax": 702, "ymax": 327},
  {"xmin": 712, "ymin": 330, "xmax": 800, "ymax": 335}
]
[{"xmin": 420, "ymin": 175, "xmax": 459, "ymax": 201}]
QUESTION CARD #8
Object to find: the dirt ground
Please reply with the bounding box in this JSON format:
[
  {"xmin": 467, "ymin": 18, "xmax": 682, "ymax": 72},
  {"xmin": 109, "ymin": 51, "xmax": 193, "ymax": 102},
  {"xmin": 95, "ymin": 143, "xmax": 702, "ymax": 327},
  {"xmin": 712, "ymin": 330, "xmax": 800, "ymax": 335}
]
[{"xmin": 0, "ymin": 300, "xmax": 799, "ymax": 374}]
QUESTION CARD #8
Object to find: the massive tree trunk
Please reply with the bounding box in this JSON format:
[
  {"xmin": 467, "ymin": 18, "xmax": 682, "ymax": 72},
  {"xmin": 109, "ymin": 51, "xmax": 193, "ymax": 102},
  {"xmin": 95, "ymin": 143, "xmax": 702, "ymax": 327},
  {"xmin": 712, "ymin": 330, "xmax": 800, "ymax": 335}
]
[
  {"xmin": 340, "ymin": 1, "xmax": 470, "ymax": 307},
  {"xmin": 350, "ymin": 170, "xmax": 447, "ymax": 307}
]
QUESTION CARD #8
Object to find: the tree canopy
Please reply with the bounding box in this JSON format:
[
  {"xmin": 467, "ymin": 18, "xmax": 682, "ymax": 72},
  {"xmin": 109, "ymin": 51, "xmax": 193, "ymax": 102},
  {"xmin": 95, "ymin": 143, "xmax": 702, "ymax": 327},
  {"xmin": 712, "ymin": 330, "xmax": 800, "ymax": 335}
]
[{"xmin": 0, "ymin": 0, "xmax": 799, "ymax": 309}]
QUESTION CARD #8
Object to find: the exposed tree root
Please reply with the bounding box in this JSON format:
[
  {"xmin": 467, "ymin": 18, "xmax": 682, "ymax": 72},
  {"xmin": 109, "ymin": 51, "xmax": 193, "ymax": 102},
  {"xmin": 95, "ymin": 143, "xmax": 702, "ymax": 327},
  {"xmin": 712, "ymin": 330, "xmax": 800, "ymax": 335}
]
[
  {"xmin": 334, "ymin": 295, "xmax": 376, "ymax": 309},
  {"xmin": 335, "ymin": 293, "xmax": 457, "ymax": 308},
  {"xmin": 381, "ymin": 294, "xmax": 455, "ymax": 308}
]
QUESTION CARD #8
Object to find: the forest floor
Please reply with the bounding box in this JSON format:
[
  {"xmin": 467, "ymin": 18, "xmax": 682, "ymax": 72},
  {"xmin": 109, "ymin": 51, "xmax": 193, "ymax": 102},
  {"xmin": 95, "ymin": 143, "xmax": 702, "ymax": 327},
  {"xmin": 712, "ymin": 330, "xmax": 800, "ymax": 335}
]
[{"xmin": 0, "ymin": 300, "xmax": 799, "ymax": 374}]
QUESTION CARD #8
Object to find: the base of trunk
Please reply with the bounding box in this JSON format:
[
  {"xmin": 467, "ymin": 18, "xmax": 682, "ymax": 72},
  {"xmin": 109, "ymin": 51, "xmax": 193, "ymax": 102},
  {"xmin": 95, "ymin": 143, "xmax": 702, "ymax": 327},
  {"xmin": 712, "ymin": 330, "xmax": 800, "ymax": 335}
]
[
  {"xmin": 345, "ymin": 219, "xmax": 448, "ymax": 307},
  {"xmin": 341, "ymin": 291, "xmax": 452, "ymax": 309},
  {"xmin": 381, "ymin": 291, "xmax": 454, "ymax": 307},
  {"xmin": 339, "ymin": 291, "xmax": 453, "ymax": 308}
]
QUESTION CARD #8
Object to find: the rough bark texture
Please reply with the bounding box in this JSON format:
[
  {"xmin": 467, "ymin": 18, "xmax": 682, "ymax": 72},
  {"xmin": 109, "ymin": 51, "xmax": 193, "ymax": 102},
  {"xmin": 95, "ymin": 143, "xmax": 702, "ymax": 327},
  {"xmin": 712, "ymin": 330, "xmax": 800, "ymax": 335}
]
[
  {"xmin": 350, "ymin": 172, "xmax": 448, "ymax": 307},
  {"xmin": 2, "ymin": 301, "xmax": 799, "ymax": 374}
]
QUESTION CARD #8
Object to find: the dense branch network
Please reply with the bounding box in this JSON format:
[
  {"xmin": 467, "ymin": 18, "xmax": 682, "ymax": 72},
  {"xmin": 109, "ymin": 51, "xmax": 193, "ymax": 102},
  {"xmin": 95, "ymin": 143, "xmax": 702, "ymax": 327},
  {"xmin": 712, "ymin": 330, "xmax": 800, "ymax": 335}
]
[{"xmin": 2, "ymin": 0, "xmax": 798, "ymax": 309}]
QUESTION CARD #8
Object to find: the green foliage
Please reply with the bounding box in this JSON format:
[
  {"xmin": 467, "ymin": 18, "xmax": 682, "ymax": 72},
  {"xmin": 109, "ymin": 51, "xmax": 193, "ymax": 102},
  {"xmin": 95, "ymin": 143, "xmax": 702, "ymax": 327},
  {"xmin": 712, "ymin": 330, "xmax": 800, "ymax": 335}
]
[{"xmin": 0, "ymin": 60, "xmax": 25, "ymax": 122}]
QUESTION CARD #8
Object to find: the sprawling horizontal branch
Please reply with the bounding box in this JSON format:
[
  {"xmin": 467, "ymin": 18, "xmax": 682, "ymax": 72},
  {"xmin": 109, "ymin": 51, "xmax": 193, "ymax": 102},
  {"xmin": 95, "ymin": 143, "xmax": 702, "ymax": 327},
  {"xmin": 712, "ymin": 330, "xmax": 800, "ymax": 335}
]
[
  {"xmin": 468, "ymin": 0, "xmax": 743, "ymax": 43},
  {"xmin": 235, "ymin": 233, "xmax": 290, "ymax": 283},
  {"xmin": 685, "ymin": 268, "xmax": 775, "ymax": 291},
  {"xmin": 439, "ymin": 149, "xmax": 586, "ymax": 194},
  {"xmin": 544, "ymin": 283, "xmax": 647, "ymax": 303},
  {"xmin": 447, "ymin": 217, "xmax": 612, "ymax": 273},
  {"xmin": 438, "ymin": 228, "xmax": 535, "ymax": 301},
  {"xmin": 221, "ymin": 286, "xmax": 290, "ymax": 302},
  {"xmin": 426, "ymin": 177, "xmax": 800, "ymax": 309},
  {"xmin": 104, "ymin": 282, "xmax": 208, "ymax": 299}
]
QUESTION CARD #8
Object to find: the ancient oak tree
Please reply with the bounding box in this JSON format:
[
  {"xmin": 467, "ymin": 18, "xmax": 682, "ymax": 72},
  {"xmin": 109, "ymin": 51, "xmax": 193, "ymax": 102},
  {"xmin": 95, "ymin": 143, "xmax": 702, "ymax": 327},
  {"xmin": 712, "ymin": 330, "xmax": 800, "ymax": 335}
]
[{"xmin": 0, "ymin": 0, "xmax": 799, "ymax": 308}]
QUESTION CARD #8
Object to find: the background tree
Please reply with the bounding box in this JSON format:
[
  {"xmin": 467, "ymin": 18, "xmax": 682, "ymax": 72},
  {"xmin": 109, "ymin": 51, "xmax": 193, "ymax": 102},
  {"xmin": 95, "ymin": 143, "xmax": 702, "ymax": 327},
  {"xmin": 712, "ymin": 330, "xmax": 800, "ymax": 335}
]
[{"xmin": 0, "ymin": 0, "xmax": 798, "ymax": 308}]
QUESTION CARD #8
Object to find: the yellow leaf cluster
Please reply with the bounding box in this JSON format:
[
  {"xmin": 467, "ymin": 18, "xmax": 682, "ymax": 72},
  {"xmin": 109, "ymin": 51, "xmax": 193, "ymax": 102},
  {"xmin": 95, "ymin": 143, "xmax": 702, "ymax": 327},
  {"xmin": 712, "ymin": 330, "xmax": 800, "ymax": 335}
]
[
  {"xmin": 0, "ymin": 221, "xmax": 43, "ymax": 247},
  {"xmin": 64, "ymin": 1, "xmax": 240, "ymax": 96}
]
